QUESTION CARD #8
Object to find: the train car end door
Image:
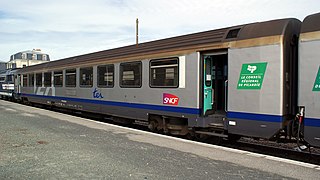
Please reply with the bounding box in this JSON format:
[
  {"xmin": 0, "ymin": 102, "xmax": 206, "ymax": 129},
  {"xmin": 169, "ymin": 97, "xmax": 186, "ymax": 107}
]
[{"xmin": 202, "ymin": 52, "xmax": 228, "ymax": 116}]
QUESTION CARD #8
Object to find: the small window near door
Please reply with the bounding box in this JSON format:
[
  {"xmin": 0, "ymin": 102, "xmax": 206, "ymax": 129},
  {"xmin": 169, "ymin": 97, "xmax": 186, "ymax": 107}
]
[
  {"xmin": 150, "ymin": 58, "xmax": 179, "ymax": 88},
  {"xmin": 205, "ymin": 57, "xmax": 212, "ymax": 87}
]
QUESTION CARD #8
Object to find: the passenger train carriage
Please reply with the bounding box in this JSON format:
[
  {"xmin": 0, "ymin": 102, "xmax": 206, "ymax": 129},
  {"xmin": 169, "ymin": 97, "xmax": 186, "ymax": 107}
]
[
  {"xmin": 14, "ymin": 13, "xmax": 320, "ymax": 148},
  {"xmin": 298, "ymin": 13, "xmax": 320, "ymax": 147}
]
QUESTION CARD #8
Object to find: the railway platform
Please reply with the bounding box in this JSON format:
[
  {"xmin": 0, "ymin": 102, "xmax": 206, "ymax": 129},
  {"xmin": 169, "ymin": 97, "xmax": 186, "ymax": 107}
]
[{"xmin": 0, "ymin": 100, "xmax": 319, "ymax": 179}]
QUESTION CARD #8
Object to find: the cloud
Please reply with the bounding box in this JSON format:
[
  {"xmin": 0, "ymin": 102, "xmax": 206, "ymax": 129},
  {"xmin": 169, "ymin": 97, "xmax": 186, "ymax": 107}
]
[{"xmin": 0, "ymin": 0, "xmax": 319, "ymax": 61}]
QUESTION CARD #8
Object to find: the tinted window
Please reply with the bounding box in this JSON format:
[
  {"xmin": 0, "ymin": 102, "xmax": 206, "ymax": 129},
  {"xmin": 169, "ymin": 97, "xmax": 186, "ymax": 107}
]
[
  {"xmin": 98, "ymin": 65, "xmax": 114, "ymax": 88},
  {"xmin": 66, "ymin": 69, "xmax": 76, "ymax": 87},
  {"xmin": 37, "ymin": 54, "xmax": 43, "ymax": 60},
  {"xmin": 80, "ymin": 67, "xmax": 93, "ymax": 87},
  {"xmin": 23, "ymin": 74, "xmax": 28, "ymax": 87},
  {"xmin": 44, "ymin": 72, "xmax": 52, "ymax": 87},
  {"xmin": 29, "ymin": 74, "xmax": 34, "ymax": 87},
  {"xmin": 14, "ymin": 53, "xmax": 22, "ymax": 59},
  {"xmin": 36, "ymin": 73, "xmax": 42, "ymax": 87},
  {"xmin": 120, "ymin": 62, "xmax": 141, "ymax": 88},
  {"xmin": 150, "ymin": 58, "xmax": 179, "ymax": 87},
  {"xmin": 54, "ymin": 71, "xmax": 63, "ymax": 87},
  {"xmin": 27, "ymin": 53, "xmax": 33, "ymax": 60}
]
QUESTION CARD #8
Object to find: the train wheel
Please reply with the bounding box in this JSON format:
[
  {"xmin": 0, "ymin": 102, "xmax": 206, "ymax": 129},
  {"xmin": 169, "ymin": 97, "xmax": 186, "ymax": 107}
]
[
  {"xmin": 228, "ymin": 134, "xmax": 241, "ymax": 142},
  {"xmin": 148, "ymin": 120, "xmax": 158, "ymax": 132}
]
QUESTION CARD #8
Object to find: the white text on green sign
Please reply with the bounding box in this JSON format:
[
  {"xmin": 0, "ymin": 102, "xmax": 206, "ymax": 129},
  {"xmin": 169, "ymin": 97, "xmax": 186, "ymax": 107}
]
[{"xmin": 237, "ymin": 62, "xmax": 268, "ymax": 90}]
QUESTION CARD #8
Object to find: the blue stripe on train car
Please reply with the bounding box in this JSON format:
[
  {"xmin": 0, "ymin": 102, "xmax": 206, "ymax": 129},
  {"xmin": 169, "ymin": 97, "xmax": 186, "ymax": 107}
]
[
  {"xmin": 227, "ymin": 111, "xmax": 283, "ymax": 123},
  {"xmin": 20, "ymin": 93, "xmax": 201, "ymax": 115},
  {"xmin": 304, "ymin": 118, "xmax": 320, "ymax": 127}
]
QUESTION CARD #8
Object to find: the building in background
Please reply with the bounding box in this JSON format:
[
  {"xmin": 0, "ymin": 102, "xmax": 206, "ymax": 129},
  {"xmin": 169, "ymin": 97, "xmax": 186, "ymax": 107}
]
[{"xmin": 6, "ymin": 49, "xmax": 50, "ymax": 69}]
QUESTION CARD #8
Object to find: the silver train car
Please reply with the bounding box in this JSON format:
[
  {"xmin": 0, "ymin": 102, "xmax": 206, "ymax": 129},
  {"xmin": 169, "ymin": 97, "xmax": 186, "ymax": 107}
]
[
  {"xmin": 298, "ymin": 13, "xmax": 320, "ymax": 147},
  {"xmin": 14, "ymin": 13, "xmax": 320, "ymax": 147}
]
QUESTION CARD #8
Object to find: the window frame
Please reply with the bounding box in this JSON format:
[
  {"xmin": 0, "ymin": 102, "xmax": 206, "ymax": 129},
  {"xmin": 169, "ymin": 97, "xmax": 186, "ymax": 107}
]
[
  {"xmin": 79, "ymin": 67, "xmax": 93, "ymax": 88},
  {"xmin": 97, "ymin": 64, "xmax": 114, "ymax": 88},
  {"xmin": 54, "ymin": 71, "xmax": 63, "ymax": 87},
  {"xmin": 44, "ymin": 72, "xmax": 52, "ymax": 87},
  {"xmin": 65, "ymin": 69, "xmax": 76, "ymax": 87},
  {"xmin": 36, "ymin": 73, "xmax": 42, "ymax": 87},
  {"xmin": 119, "ymin": 61, "xmax": 142, "ymax": 88},
  {"xmin": 28, "ymin": 73, "xmax": 34, "ymax": 87},
  {"xmin": 22, "ymin": 74, "xmax": 28, "ymax": 87},
  {"xmin": 149, "ymin": 58, "xmax": 179, "ymax": 88}
]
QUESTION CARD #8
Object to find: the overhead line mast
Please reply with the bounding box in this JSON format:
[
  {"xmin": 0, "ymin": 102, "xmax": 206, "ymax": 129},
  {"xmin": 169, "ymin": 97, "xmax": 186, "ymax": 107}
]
[{"xmin": 136, "ymin": 18, "xmax": 139, "ymax": 47}]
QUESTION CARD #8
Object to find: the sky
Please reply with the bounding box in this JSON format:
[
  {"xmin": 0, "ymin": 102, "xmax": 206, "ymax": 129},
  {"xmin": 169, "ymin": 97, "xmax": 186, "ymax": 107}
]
[{"xmin": 0, "ymin": 0, "xmax": 319, "ymax": 61}]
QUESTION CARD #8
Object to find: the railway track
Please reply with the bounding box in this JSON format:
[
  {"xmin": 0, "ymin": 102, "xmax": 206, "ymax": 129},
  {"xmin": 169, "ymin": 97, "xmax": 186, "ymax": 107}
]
[
  {"xmin": 4, "ymin": 99, "xmax": 320, "ymax": 166},
  {"xmin": 221, "ymin": 138, "xmax": 320, "ymax": 166}
]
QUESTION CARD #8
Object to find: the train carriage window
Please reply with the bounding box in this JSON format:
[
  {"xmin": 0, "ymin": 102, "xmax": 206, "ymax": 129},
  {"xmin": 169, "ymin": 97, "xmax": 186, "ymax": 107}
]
[
  {"xmin": 80, "ymin": 67, "xmax": 93, "ymax": 87},
  {"xmin": 98, "ymin": 65, "xmax": 114, "ymax": 88},
  {"xmin": 37, "ymin": 54, "xmax": 43, "ymax": 60},
  {"xmin": 28, "ymin": 74, "xmax": 34, "ymax": 87},
  {"xmin": 44, "ymin": 72, "xmax": 52, "ymax": 87},
  {"xmin": 36, "ymin": 73, "xmax": 42, "ymax": 87},
  {"xmin": 150, "ymin": 58, "xmax": 179, "ymax": 88},
  {"xmin": 66, "ymin": 69, "xmax": 76, "ymax": 87},
  {"xmin": 23, "ymin": 74, "xmax": 28, "ymax": 87},
  {"xmin": 54, "ymin": 71, "xmax": 63, "ymax": 87},
  {"xmin": 27, "ymin": 53, "xmax": 33, "ymax": 60},
  {"xmin": 120, "ymin": 62, "xmax": 142, "ymax": 88}
]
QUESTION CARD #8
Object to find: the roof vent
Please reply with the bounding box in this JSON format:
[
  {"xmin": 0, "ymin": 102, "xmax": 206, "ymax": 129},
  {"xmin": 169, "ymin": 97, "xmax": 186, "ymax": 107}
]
[{"xmin": 226, "ymin": 28, "xmax": 241, "ymax": 39}]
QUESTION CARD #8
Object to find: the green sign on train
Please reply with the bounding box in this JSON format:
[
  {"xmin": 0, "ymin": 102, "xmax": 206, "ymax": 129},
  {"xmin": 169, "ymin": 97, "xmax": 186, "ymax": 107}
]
[
  {"xmin": 237, "ymin": 62, "xmax": 268, "ymax": 90},
  {"xmin": 312, "ymin": 66, "xmax": 320, "ymax": 92}
]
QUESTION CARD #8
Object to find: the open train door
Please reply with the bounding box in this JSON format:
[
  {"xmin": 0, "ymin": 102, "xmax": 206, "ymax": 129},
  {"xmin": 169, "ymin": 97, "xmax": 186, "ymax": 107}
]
[{"xmin": 202, "ymin": 51, "xmax": 228, "ymax": 117}]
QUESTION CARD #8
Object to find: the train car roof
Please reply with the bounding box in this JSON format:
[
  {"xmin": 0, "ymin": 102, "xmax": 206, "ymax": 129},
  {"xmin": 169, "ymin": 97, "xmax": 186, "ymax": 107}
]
[
  {"xmin": 18, "ymin": 18, "xmax": 299, "ymax": 73},
  {"xmin": 301, "ymin": 12, "xmax": 320, "ymax": 33}
]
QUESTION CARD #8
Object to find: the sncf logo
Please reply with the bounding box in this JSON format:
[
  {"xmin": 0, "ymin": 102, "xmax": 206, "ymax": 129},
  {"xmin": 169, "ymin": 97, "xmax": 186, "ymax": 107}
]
[{"xmin": 163, "ymin": 93, "xmax": 179, "ymax": 105}]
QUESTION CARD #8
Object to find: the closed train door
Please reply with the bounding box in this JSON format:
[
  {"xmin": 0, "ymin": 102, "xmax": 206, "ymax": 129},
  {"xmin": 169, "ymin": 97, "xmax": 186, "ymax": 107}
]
[{"xmin": 202, "ymin": 52, "xmax": 228, "ymax": 116}]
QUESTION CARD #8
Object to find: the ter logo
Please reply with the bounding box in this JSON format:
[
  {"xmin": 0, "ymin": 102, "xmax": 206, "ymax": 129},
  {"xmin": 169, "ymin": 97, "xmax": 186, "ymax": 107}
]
[
  {"xmin": 163, "ymin": 93, "xmax": 179, "ymax": 105},
  {"xmin": 247, "ymin": 65, "xmax": 257, "ymax": 73}
]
